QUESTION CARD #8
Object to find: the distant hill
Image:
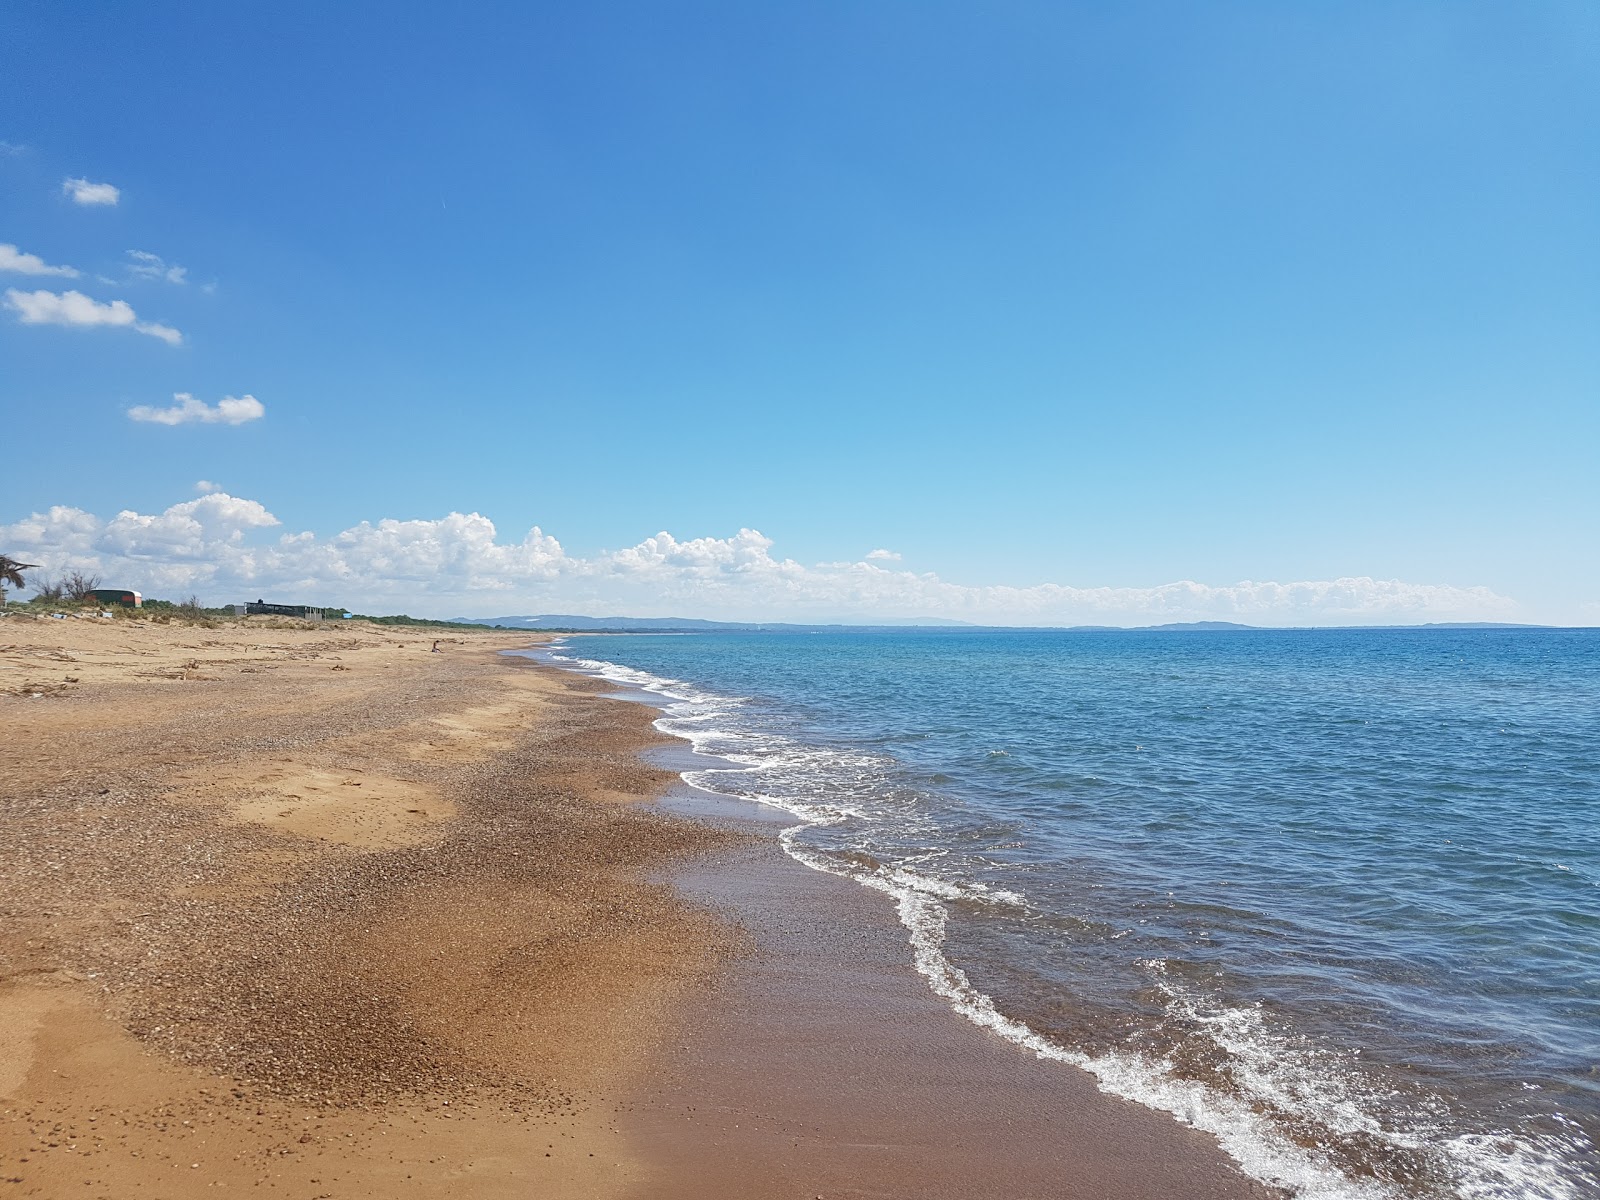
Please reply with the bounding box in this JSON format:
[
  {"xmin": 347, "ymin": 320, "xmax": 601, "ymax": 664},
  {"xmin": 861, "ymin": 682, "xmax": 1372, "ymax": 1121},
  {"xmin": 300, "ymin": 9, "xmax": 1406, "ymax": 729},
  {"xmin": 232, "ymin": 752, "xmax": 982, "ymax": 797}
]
[
  {"xmin": 451, "ymin": 614, "xmax": 976, "ymax": 632},
  {"xmin": 460, "ymin": 614, "xmax": 732, "ymax": 631},
  {"xmin": 1138, "ymin": 621, "xmax": 1257, "ymax": 631},
  {"xmin": 454, "ymin": 615, "xmax": 1563, "ymax": 634}
]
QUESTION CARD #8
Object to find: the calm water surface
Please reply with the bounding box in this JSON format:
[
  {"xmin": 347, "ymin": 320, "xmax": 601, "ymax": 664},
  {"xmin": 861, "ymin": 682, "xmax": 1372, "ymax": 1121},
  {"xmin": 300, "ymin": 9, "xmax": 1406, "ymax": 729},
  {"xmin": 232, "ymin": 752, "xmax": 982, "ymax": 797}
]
[{"xmin": 543, "ymin": 629, "xmax": 1598, "ymax": 1199}]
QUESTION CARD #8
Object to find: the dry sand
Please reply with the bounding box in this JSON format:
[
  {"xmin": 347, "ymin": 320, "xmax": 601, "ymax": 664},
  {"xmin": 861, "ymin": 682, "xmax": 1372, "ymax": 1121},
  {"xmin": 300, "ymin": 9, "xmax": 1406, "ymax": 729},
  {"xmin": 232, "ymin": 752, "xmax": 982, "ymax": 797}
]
[
  {"xmin": 1, "ymin": 612, "xmax": 1271, "ymax": 1200},
  {"xmin": 0, "ymin": 614, "xmax": 740, "ymax": 1199}
]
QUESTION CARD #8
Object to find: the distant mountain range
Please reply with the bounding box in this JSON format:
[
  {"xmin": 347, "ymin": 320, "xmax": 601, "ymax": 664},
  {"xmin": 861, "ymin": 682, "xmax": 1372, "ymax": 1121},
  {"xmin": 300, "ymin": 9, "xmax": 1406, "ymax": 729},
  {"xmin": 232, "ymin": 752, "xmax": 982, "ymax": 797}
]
[
  {"xmin": 453, "ymin": 613, "xmax": 977, "ymax": 631},
  {"xmin": 454, "ymin": 614, "xmax": 1553, "ymax": 633}
]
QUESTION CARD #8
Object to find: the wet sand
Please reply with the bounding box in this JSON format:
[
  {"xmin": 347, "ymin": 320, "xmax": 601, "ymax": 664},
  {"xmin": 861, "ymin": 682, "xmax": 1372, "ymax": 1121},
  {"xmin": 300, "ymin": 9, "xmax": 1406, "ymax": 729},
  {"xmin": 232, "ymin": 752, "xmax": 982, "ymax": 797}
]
[
  {"xmin": 1, "ymin": 614, "xmax": 1273, "ymax": 1198},
  {"xmin": 624, "ymin": 825, "xmax": 1278, "ymax": 1199}
]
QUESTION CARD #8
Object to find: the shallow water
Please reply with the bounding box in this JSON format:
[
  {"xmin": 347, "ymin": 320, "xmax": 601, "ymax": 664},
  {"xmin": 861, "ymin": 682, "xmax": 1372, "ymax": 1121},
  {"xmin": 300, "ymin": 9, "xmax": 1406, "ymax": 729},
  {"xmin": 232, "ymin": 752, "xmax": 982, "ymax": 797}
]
[{"xmin": 539, "ymin": 628, "xmax": 1599, "ymax": 1199}]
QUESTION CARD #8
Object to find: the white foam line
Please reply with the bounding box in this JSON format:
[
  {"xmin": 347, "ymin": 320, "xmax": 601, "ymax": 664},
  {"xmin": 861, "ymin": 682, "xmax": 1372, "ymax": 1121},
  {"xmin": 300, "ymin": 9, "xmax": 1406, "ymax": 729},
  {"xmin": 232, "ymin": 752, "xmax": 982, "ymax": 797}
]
[
  {"xmin": 540, "ymin": 646, "xmax": 1590, "ymax": 1200},
  {"xmin": 776, "ymin": 830, "xmax": 1392, "ymax": 1200}
]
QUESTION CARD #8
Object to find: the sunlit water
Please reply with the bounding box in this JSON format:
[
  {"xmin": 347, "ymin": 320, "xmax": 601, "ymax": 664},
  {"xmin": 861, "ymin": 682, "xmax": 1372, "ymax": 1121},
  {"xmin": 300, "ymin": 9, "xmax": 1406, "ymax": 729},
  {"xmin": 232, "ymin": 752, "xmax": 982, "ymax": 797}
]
[{"xmin": 539, "ymin": 628, "xmax": 1599, "ymax": 1198}]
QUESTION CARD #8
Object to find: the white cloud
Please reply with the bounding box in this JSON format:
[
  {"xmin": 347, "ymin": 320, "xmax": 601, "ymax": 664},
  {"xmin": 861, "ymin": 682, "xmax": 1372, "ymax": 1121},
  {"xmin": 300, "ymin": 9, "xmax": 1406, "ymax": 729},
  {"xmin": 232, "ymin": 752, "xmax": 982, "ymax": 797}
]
[
  {"xmin": 0, "ymin": 243, "xmax": 80, "ymax": 278},
  {"xmin": 63, "ymin": 177, "xmax": 120, "ymax": 206},
  {"xmin": 4, "ymin": 287, "xmax": 182, "ymax": 345},
  {"xmin": 137, "ymin": 320, "xmax": 182, "ymax": 346},
  {"xmin": 866, "ymin": 548, "xmax": 901, "ymax": 561},
  {"xmin": 126, "ymin": 249, "xmax": 187, "ymax": 284},
  {"xmin": 195, "ymin": 480, "xmax": 222, "ymax": 494},
  {"xmin": 98, "ymin": 494, "xmax": 281, "ymax": 558},
  {"xmin": 6, "ymin": 287, "xmax": 127, "ymax": 325},
  {"xmin": 0, "ymin": 492, "xmax": 1524, "ymax": 625},
  {"xmin": 128, "ymin": 393, "xmax": 264, "ymax": 426}
]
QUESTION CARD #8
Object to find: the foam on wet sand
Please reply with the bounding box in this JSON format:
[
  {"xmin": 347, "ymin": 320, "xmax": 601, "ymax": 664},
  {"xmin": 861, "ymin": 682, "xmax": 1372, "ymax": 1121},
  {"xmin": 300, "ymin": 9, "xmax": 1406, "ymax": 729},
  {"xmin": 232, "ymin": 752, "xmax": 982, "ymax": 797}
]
[{"xmin": 0, "ymin": 615, "xmax": 1271, "ymax": 1199}]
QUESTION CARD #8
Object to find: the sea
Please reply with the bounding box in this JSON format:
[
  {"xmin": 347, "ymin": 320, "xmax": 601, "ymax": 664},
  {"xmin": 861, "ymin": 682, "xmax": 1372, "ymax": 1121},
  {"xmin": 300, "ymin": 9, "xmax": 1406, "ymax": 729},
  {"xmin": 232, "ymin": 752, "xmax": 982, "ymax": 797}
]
[{"xmin": 535, "ymin": 628, "xmax": 1598, "ymax": 1199}]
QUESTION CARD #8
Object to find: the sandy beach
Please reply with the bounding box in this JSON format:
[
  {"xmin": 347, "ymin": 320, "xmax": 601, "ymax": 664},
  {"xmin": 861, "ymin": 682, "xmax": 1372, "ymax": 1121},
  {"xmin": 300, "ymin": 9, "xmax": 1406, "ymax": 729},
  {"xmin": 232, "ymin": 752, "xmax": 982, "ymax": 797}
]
[{"xmin": 1, "ymin": 615, "xmax": 1271, "ymax": 1199}]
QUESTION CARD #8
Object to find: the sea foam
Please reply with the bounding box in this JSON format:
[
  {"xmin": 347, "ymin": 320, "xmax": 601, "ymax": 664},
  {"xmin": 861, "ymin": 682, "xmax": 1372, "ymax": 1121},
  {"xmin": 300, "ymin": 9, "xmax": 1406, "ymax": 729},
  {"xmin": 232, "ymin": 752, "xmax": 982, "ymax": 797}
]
[{"xmin": 538, "ymin": 639, "xmax": 1593, "ymax": 1200}]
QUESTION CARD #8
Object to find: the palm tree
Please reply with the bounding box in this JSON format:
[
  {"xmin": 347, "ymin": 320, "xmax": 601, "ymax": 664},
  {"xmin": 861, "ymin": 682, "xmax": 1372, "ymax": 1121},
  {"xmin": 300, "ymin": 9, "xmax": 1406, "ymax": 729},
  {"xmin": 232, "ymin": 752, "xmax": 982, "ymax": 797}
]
[{"xmin": 0, "ymin": 555, "xmax": 39, "ymax": 604}]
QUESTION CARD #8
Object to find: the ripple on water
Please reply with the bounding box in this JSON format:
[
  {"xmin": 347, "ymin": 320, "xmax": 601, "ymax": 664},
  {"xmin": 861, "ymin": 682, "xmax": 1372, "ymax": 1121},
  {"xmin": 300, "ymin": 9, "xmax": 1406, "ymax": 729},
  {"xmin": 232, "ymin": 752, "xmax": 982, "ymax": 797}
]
[{"xmin": 539, "ymin": 630, "xmax": 1600, "ymax": 1199}]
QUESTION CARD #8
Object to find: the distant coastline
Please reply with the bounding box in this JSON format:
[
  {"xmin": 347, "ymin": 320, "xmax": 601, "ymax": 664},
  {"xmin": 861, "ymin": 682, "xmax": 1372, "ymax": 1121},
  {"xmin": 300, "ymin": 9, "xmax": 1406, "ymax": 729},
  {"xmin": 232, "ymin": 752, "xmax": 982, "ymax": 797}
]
[{"xmin": 452, "ymin": 613, "xmax": 1568, "ymax": 635}]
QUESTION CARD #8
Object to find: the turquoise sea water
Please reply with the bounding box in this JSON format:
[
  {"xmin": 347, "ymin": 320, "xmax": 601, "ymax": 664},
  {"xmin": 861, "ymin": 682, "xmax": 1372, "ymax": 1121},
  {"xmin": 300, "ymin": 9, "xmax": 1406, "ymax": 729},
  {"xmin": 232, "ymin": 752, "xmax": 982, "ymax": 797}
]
[{"xmin": 541, "ymin": 629, "xmax": 1599, "ymax": 1199}]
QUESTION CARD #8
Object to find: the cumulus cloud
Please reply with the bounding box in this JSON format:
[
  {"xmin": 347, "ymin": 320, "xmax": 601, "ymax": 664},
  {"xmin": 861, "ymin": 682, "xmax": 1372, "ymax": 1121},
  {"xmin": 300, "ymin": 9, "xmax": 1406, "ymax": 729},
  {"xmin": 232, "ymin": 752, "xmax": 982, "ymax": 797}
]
[
  {"xmin": 4, "ymin": 287, "xmax": 182, "ymax": 345},
  {"xmin": 63, "ymin": 177, "xmax": 120, "ymax": 206},
  {"xmin": 128, "ymin": 393, "xmax": 264, "ymax": 426},
  {"xmin": 125, "ymin": 249, "xmax": 187, "ymax": 284},
  {"xmin": 97, "ymin": 493, "xmax": 281, "ymax": 559},
  {"xmin": 866, "ymin": 548, "xmax": 901, "ymax": 561},
  {"xmin": 0, "ymin": 492, "xmax": 1522, "ymax": 625},
  {"xmin": 195, "ymin": 480, "xmax": 222, "ymax": 494},
  {"xmin": 0, "ymin": 243, "xmax": 79, "ymax": 278}
]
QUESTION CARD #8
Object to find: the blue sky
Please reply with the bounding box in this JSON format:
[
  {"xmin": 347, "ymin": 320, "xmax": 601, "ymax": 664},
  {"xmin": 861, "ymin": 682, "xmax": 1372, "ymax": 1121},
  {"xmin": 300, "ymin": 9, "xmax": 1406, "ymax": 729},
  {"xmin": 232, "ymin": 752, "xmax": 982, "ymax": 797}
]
[{"xmin": 2, "ymin": 2, "xmax": 1596, "ymax": 624}]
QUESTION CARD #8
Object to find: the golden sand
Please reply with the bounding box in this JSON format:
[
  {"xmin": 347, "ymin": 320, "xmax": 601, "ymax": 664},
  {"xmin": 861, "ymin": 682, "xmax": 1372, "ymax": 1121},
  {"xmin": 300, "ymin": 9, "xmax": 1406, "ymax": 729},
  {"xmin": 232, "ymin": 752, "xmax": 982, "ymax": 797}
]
[
  {"xmin": 1, "ymin": 613, "xmax": 1268, "ymax": 1200},
  {"xmin": 0, "ymin": 615, "xmax": 740, "ymax": 1199}
]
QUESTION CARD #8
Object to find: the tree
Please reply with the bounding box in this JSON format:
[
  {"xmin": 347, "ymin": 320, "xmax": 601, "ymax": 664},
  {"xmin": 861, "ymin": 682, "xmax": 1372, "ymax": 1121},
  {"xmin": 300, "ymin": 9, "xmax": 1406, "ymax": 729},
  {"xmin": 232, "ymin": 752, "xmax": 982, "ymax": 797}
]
[
  {"xmin": 0, "ymin": 555, "xmax": 39, "ymax": 603},
  {"xmin": 63, "ymin": 571, "xmax": 102, "ymax": 602}
]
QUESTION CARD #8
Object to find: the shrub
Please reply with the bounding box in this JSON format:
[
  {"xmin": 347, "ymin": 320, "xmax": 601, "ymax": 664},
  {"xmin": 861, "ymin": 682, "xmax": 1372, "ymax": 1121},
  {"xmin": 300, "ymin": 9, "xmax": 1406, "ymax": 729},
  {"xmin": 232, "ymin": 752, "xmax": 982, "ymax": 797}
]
[{"xmin": 63, "ymin": 571, "xmax": 102, "ymax": 602}]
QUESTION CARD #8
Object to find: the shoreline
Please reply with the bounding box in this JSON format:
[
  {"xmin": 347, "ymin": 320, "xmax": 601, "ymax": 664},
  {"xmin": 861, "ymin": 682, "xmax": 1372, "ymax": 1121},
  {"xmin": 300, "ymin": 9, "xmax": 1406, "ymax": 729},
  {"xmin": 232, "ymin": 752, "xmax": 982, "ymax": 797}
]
[
  {"xmin": 2, "ymin": 616, "xmax": 1270, "ymax": 1198},
  {"xmin": 550, "ymin": 630, "xmax": 1600, "ymax": 1200},
  {"xmin": 624, "ymin": 800, "xmax": 1277, "ymax": 1199},
  {"xmin": 544, "ymin": 645, "xmax": 1277, "ymax": 1199}
]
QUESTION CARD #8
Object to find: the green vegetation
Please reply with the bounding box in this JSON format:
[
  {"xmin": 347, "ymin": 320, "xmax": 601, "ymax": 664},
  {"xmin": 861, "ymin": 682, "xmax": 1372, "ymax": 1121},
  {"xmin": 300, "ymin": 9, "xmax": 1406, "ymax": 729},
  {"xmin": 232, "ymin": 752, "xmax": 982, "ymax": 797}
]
[
  {"xmin": 0, "ymin": 554, "xmax": 37, "ymax": 602},
  {"xmin": 141, "ymin": 596, "xmax": 237, "ymax": 622},
  {"xmin": 0, "ymin": 574, "xmax": 518, "ymax": 633},
  {"xmin": 345, "ymin": 612, "xmax": 512, "ymax": 630}
]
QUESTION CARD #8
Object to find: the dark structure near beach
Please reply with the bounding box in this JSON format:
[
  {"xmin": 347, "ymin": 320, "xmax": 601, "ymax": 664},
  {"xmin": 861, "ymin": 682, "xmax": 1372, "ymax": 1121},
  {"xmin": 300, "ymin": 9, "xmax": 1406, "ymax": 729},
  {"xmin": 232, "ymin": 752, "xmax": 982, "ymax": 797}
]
[
  {"xmin": 238, "ymin": 599, "xmax": 324, "ymax": 620},
  {"xmin": 88, "ymin": 588, "xmax": 143, "ymax": 608}
]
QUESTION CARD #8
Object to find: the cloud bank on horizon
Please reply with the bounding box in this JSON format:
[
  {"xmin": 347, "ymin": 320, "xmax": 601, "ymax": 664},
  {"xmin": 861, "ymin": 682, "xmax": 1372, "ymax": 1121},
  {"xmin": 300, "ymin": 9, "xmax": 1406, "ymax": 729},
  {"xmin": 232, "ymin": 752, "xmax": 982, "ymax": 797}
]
[{"xmin": 0, "ymin": 492, "xmax": 1518, "ymax": 626}]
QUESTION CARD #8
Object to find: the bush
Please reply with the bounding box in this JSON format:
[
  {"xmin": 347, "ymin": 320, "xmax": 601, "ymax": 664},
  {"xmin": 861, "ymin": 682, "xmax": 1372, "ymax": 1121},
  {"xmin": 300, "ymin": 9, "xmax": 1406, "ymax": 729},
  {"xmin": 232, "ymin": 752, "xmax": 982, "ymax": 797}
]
[
  {"xmin": 63, "ymin": 571, "xmax": 102, "ymax": 602},
  {"xmin": 347, "ymin": 613, "xmax": 507, "ymax": 630},
  {"xmin": 131, "ymin": 595, "xmax": 221, "ymax": 626}
]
